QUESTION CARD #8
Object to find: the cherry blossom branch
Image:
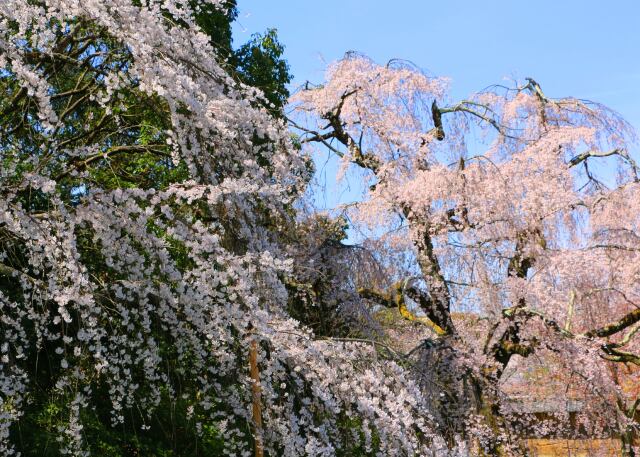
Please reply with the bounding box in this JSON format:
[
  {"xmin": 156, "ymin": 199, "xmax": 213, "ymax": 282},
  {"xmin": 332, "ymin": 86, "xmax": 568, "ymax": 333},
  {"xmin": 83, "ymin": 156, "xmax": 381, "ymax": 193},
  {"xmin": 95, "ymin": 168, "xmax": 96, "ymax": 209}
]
[
  {"xmin": 0, "ymin": 261, "xmax": 46, "ymax": 289},
  {"xmin": 403, "ymin": 284, "xmax": 455, "ymax": 336},
  {"xmin": 482, "ymin": 226, "xmax": 555, "ymax": 378},
  {"xmin": 319, "ymin": 337, "xmax": 404, "ymax": 359},
  {"xmin": 614, "ymin": 323, "xmax": 640, "ymax": 348},
  {"xmin": 287, "ymin": 117, "xmax": 345, "ymax": 157},
  {"xmin": 55, "ymin": 144, "xmax": 170, "ymax": 180},
  {"xmin": 504, "ymin": 305, "xmax": 640, "ymax": 366},
  {"xmin": 357, "ymin": 285, "xmax": 397, "ymax": 308},
  {"xmin": 274, "ymin": 327, "xmax": 404, "ymax": 360}
]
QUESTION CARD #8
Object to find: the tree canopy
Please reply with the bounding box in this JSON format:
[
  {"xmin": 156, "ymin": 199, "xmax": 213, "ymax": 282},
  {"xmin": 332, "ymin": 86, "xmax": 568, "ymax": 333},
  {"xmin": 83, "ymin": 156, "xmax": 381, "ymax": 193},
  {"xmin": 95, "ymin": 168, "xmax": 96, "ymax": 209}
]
[{"xmin": 290, "ymin": 53, "xmax": 640, "ymax": 455}]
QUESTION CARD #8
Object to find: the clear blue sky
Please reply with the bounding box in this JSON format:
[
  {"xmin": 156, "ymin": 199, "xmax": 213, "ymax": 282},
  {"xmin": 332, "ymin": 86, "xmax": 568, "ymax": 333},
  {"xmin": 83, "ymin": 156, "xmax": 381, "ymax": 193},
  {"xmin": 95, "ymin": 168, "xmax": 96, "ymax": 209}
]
[
  {"xmin": 233, "ymin": 1, "xmax": 640, "ymax": 121},
  {"xmin": 232, "ymin": 0, "xmax": 640, "ymax": 216}
]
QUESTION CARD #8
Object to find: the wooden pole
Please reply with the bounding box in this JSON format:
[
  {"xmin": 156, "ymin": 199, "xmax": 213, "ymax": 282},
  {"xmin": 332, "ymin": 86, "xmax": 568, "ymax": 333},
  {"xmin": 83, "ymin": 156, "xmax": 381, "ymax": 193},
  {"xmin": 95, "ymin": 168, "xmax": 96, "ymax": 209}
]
[{"xmin": 249, "ymin": 337, "xmax": 264, "ymax": 457}]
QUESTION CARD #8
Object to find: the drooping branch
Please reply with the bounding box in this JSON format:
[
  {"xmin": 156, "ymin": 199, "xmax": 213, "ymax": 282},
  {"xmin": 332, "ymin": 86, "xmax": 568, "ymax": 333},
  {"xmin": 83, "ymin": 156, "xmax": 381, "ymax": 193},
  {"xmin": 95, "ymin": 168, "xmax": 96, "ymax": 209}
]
[
  {"xmin": 248, "ymin": 336, "xmax": 264, "ymax": 457},
  {"xmin": 294, "ymin": 87, "xmax": 456, "ymax": 337},
  {"xmin": 428, "ymin": 160, "xmax": 477, "ymax": 235},
  {"xmin": 0, "ymin": 261, "xmax": 46, "ymax": 290}
]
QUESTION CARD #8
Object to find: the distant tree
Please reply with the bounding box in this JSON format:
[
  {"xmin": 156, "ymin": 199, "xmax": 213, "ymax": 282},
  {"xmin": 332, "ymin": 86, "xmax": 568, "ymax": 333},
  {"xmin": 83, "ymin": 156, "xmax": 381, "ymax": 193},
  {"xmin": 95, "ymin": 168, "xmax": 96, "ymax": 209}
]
[{"xmin": 291, "ymin": 53, "xmax": 640, "ymax": 455}]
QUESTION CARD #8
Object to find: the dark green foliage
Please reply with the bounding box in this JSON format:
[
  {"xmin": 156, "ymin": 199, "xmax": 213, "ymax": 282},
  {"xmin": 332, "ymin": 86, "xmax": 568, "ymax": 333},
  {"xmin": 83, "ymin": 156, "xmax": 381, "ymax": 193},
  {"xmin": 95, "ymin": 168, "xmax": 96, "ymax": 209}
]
[
  {"xmin": 194, "ymin": 1, "xmax": 291, "ymax": 113},
  {"xmin": 17, "ymin": 388, "xmax": 228, "ymax": 456},
  {"xmin": 233, "ymin": 29, "xmax": 292, "ymax": 113},
  {"xmin": 193, "ymin": 0, "xmax": 238, "ymax": 52}
]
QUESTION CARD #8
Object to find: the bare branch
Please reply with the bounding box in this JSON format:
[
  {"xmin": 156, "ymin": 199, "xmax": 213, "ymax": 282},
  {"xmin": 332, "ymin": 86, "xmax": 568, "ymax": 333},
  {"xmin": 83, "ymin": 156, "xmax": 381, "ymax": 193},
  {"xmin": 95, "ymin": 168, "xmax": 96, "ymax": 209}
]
[{"xmin": 569, "ymin": 148, "xmax": 639, "ymax": 181}]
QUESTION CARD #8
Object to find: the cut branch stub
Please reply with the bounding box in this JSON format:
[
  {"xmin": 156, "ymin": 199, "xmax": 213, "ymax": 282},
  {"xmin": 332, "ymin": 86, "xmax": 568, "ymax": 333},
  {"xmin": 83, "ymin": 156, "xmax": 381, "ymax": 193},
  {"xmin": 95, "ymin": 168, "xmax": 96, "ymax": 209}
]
[{"xmin": 431, "ymin": 100, "xmax": 445, "ymax": 141}]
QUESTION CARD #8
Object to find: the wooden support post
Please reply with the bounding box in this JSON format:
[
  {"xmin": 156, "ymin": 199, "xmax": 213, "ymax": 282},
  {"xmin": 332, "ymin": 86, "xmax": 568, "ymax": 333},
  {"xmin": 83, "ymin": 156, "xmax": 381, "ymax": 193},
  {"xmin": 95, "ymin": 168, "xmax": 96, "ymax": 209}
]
[{"xmin": 249, "ymin": 337, "xmax": 264, "ymax": 457}]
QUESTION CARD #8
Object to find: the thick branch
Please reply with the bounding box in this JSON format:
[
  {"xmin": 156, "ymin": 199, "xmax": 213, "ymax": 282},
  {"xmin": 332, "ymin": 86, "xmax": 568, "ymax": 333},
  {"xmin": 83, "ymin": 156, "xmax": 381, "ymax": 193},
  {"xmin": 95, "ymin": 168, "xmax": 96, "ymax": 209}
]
[
  {"xmin": 505, "ymin": 305, "xmax": 640, "ymax": 367},
  {"xmin": 357, "ymin": 286, "xmax": 396, "ymax": 308},
  {"xmin": 357, "ymin": 280, "xmax": 453, "ymax": 336},
  {"xmin": 601, "ymin": 347, "xmax": 640, "ymax": 366},
  {"xmin": 295, "ymin": 89, "xmax": 382, "ymax": 173},
  {"xmin": 499, "ymin": 340, "xmax": 537, "ymax": 358},
  {"xmin": 325, "ymin": 116, "xmax": 380, "ymax": 172},
  {"xmin": 485, "ymin": 228, "xmax": 545, "ymax": 377},
  {"xmin": 584, "ymin": 308, "xmax": 640, "ymax": 339},
  {"xmin": 404, "ymin": 285, "xmax": 455, "ymax": 336}
]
